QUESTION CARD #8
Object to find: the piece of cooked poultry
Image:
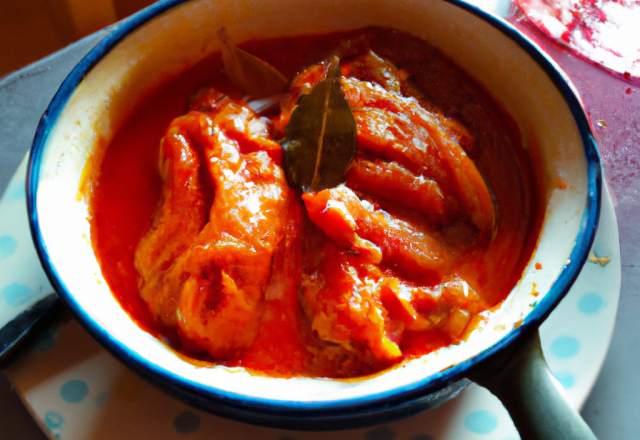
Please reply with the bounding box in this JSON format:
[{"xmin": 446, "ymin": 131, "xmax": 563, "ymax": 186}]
[
  {"xmin": 134, "ymin": 90, "xmax": 295, "ymax": 359},
  {"xmin": 292, "ymin": 51, "xmax": 496, "ymax": 365},
  {"xmin": 301, "ymin": 185, "xmax": 485, "ymax": 363}
]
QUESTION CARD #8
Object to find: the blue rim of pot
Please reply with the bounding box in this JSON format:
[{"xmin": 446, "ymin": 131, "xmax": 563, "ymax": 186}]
[{"xmin": 27, "ymin": 0, "xmax": 601, "ymax": 420}]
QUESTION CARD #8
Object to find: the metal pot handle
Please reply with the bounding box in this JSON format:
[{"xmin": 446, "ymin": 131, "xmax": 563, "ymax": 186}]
[{"xmin": 474, "ymin": 330, "xmax": 598, "ymax": 440}]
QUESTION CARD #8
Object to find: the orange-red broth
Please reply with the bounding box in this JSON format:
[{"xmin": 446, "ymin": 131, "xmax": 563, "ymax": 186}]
[{"xmin": 88, "ymin": 28, "xmax": 544, "ymax": 379}]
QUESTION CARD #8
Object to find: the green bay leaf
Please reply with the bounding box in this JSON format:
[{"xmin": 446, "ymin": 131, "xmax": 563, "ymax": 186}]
[
  {"xmin": 218, "ymin": 28, "xmax": 289, "ymax": 100},
  {"xmin": 283, "ymin": 64, "xmax": 357, "ymax": 193}
]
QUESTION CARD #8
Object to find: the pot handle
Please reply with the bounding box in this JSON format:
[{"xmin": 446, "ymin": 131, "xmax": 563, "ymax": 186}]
[{"xmin": 473, "ymin": 330, "xmax": 598, "ymax": 440}]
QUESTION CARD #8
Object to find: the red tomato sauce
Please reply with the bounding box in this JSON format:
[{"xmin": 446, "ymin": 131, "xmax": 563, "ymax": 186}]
[{"xmin": 88, "ymin": 28, "xmax": 544, "ymax": 378}]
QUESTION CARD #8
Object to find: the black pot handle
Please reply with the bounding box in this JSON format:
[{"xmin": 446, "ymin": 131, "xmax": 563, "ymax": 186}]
[{"xmin": 474, "ymin": 330, "xmax": 597, "ymax": 440}]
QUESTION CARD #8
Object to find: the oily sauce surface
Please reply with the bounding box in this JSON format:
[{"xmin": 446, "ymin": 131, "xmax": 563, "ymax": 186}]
[{"xmin": 90, "ymin": 28, "xmax": 543, "ymax": 378}]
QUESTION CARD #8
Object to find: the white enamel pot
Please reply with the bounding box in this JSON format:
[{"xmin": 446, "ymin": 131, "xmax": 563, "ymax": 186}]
[{"xmin": 27, "ymin": 0, "xmax": 601, "ymax": 437}]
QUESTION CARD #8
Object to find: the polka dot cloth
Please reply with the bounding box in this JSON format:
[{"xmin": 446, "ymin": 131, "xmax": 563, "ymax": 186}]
[
  {"xmin": 550, "ymin": 336, "xmax": 580, "ymax": 359},
  {"xmin": 554, "ymin": 371, "xmax": 576, "ymax": 389},
  {"xmin": 0, "ymin": 235, "xmax": 17, "ymax": 261},
  {"xmin": 44, "ymin": 411, "xmax": 64, "ymax": 439},
  {"xmin": 60, "ymin": 380, "xmax": 89, "ymax": 403},
  {"xmin": 173, "ymin": 411, "xmax": 201, "ymax": 434},
  {"xmin": 464, "ymin": 410, "xmax": 498, "ymax": 434},
  {"xmin": 2, "ymin": 282, "xmax": 37, "ymax": 307},
  {"xmin": 578, "ymin": 293, "xmax": 605, "ymax": 315}
]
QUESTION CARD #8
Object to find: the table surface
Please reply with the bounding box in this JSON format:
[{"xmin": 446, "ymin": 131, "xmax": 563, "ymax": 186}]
[{"xmin": 1, "ymin": 9, "xmax": 639, "ymax": 440}]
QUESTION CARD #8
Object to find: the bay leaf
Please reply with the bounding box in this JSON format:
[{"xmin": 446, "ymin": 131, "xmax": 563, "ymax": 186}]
[
  {"xmin": 218, "ymin": 28, "xmax": 289, "ymax": 100},
  {"xmin": 283, "ymin": 58, "xmax": 357, "ymax": 192}
]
